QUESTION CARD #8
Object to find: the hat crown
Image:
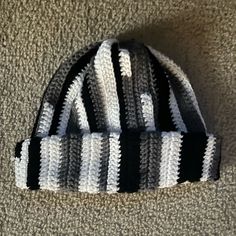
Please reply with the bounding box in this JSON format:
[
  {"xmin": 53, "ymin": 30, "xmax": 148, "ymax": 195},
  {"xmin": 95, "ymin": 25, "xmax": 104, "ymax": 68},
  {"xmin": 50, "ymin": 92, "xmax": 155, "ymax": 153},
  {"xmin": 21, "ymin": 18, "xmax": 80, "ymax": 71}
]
[{"xmin": 34, "ymin": 39, "xmax": 206, "ymax": 138}]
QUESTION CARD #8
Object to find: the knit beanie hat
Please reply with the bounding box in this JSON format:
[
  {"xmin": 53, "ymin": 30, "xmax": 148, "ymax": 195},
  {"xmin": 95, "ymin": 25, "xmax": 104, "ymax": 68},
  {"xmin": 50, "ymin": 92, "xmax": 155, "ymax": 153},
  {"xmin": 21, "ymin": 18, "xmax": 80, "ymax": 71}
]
[{"xmin": 15, "ymin": 39, "xmax": 221, "ymax": 193}]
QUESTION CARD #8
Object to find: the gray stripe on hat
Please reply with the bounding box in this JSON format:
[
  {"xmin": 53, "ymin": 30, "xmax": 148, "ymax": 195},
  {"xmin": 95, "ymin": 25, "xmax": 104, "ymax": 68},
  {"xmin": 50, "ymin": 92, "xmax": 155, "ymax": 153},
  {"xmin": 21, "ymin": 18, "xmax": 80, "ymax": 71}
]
[
  {"xmin": 59, "ymin": 137, "xmax": 70, "ymax": 190},
  {"xmin": 128, "ymin": 44, "xmax": 148, "ymax": 130},
  {"xmin": 45, "ymin": 43, "xmax": 99, "ymax": 106},
  {"xmin": 121, "ymin": 74, "xmax": 138, "ymax": 129},
  {"xmin": 139, "ymin": 132, "xmax": 162, "ymax": 190},
  {"xmin": 146, "ymin": 50, "xmax": 159, "ymax": 131},
  {"xmin": 147, "ymin": 133, "xmax": 162, "ymax": 189},
  {"xmin": 168, "ymin": 82, "xmax": 187, "ymax": 132},
  {"xmin": 139, "ymin": 133, "xmax": 150, "ymax": 190},
  {"xmin": 67, "ymin": 135, "xmax": 83, "ymax": 191},
  {"xmin": 119, "ymin": 49, "xmax": 138, "ymax": 129}
]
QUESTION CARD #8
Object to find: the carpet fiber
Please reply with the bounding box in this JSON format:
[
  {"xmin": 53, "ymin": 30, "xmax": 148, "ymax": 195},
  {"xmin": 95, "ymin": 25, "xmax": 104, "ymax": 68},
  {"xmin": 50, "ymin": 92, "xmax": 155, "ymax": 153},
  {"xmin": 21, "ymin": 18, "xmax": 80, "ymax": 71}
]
[{"xmin": 0, "ymin": 0, "xmax": 236, "ymax": 235}]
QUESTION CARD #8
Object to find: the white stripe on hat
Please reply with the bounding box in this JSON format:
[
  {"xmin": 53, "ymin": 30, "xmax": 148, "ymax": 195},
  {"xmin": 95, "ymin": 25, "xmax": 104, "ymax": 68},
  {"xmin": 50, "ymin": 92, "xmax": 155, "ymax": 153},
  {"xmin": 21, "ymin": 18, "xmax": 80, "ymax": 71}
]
[
  {"xmin": 15, "ymin": 139, "xmax": 30, "ymax": 189},
  {"xmin": 159, "ymin": 132, "xmax": 183, "ymax": 188},
  {"xmin": 37, "ymin": 102, "xmax": 54, "ymax": 137},
  {"xmin": 94, "ymin": 39, "xmax": 121, "ymax": 131},
  {"xmin": 79, "ymin": 133, "xmax": 103, "ymax": 193},
  {"xmin": 140, "ymin": 93, "xmax": 156, "ymax": 131},
  {"xmin": 201, "ymin": 134, "xmax": 216, "ymax": 181},
  {"xmin": 107, "ymin": 132, "xmax": 121, "ymax": 193},
  {"xmin": 78, "ymin": 133, "xmax": 91, "ymax": 192},
  {"xmin": 39, "ymin": 137, "xmax": 50, "ymax": 189},
  {"xmin": 47, "ymin": 136, "xmax": 62, "ymax": 191},
  {"xmin": 74, "ymin": 83, "xmax": 90, "ymax": 132},
  {"xmin": 57, "ymin": 66, "xmax": 88, "ymax": 136},
  {"xmin": 119, "ymin": 49, "xmax": 132, "ymax": 77}
]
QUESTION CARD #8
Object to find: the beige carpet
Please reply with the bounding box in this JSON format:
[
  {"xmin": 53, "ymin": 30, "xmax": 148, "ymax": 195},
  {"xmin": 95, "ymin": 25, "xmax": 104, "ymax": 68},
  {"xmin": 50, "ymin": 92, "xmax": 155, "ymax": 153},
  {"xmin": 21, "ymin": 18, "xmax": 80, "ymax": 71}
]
[{"xmin": 0, "ymin": 0, "xmax": 236, "ymax": 235}]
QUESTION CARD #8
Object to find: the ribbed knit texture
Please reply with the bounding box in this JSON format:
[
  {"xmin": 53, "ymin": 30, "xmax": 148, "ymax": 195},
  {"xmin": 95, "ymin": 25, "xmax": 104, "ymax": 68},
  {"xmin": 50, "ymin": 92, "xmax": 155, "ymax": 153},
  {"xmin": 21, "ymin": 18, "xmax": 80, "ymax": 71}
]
[{"xmin": 15, "ymin": 39, "xmax": 221, "ymax": 193}]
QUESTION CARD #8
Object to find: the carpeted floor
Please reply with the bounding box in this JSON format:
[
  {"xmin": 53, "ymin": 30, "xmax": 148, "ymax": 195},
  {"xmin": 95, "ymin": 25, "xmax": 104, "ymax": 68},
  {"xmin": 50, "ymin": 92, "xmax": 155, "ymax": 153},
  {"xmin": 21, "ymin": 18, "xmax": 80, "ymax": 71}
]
[{"xmin": 0, "ymin": 0, "xmax": 236, "ymax": 235}]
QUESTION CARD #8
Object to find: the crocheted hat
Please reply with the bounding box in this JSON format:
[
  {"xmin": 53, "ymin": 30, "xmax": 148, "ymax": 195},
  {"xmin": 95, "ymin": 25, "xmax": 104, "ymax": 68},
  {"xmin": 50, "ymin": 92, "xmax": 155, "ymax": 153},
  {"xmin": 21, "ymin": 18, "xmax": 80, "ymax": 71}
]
[{"xmin": 15, "ymin": 39, "xmax": 221, "ymax": 193}]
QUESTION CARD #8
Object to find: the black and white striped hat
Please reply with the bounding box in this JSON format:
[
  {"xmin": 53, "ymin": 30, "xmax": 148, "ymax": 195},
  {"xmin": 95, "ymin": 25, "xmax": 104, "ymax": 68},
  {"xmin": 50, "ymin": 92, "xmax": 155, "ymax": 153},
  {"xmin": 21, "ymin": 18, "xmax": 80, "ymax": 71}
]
[{"xmin": 15, "ymin": 39, "xmax": 221, "ymax": 193}]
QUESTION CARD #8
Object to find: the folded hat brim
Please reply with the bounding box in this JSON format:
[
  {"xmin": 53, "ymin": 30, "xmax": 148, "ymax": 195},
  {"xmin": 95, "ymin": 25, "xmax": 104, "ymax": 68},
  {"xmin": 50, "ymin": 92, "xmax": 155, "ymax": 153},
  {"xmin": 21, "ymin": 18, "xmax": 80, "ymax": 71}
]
[{"xmin": 15, "ymin": 131, "xmax": 221, "ymax": 193}]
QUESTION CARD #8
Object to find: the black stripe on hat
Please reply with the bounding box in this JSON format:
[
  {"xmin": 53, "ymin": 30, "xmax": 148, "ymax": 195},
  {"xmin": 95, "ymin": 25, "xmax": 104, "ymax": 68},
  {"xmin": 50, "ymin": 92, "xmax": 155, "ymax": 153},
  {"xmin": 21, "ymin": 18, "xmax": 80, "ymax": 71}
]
[
  {"xmin": 81, "ymin": 73, "xmax": 98, "ymax": 132},
  {"xmin": 86, "ymin": 58, "xmax": 107, "ymax": 132},
  {"xmin": 111, "ymin": 42, "xmax": 128, "ymax": 132},
  {"xmin": 66, "ymin": 102, "xmax": 81, "ymax": 134},
  {"xmin": 15, "ymin": 140, "xmax": 24, "ymax": 159},
  {"xmin": 167, "ymin": 71, "xmax": 206, "ymax": 132},
  {"xmin": 59, "ymin": 136, "xmax": 70, "ymax": 189},
  {"xmin": 67, "ymin": 135, "xmax": 83, "ymax": 190},
  {"xmin": 99, "ymin": 133, "xmax": 110, "ymax": 192},
  {"xmin": 32, "ymin": 44, "xmax": 99, "ymax": 137},
  {"xmin": 147, "ymin": 49, "xmax": 176, "ymax": 132},
  {"xmin": 27, "ymin": 137, "xmax": 42, "ymax": 189},
  {"xmin": 144, "ymin": 46, "xmax": 160, "ymax": 131},
  {"xmin": 178, "ymin": 132, "xmax": 207, "ymax": 183},
  {"xmin": 49, "ymin": 45, "xmax": 100, "ymax": 135},
  {"xmin": 118, "ymin": 132, "xmax": 141, "ymax": 193}
]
